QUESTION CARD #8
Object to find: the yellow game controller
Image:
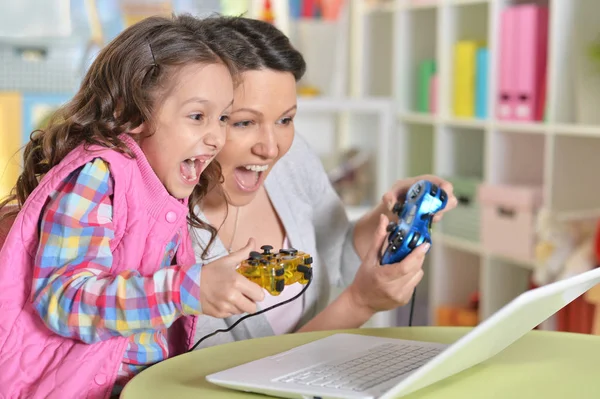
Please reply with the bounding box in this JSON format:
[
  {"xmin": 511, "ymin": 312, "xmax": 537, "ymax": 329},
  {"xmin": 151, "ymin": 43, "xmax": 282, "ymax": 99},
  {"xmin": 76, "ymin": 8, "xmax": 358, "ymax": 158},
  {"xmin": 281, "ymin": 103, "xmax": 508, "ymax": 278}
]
[{"xmin": 237, "ymin": 245, "xmax": 313, "ymax": 296}]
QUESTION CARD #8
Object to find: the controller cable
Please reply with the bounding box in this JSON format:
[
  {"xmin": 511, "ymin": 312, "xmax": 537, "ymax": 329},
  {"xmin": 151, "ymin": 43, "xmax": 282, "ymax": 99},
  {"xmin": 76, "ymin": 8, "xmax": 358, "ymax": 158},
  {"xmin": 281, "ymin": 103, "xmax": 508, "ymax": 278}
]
[
  {"xmin": 408, "ymin": 289, "xmax": 416, "ymax": 327},
  {"xmin": 189, "ymin": 277, "xmax": 312, "ymax": 352}
]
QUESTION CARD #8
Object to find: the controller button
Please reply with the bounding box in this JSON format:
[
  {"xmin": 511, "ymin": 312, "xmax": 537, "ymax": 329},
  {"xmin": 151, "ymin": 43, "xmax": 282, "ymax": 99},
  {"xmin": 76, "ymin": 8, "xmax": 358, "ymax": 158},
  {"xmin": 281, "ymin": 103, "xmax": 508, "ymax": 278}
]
[
  {"xmin": 386, "ymin": 222, "xmax": 397, "ymax": 232},
  {"xmin": 430, "ymin": 184, "xmax": 438, "ymax": 196},
  {"xmin": 276, "ymin": 280, "xmax": 285, "ymax": 292},
  {"xmin": 275, "ymin": 268, "xmax": 284, "ymax": 276},
  {"xmin": 304, "ymin": 257, "xmax": 313, "ymax": 265},
  {"xmin": 392, "ymin": 202, "xmax": 403, "ymax": 215},
  {"xmin": 249, "ymin": 251, "xmax": 262, "ymax": 259},
  {"xmin": 409, "ymin": 183, "xmax": 422, "ymax": 200},
  {"xmin": 408, "ymin": 233, "xmax": 420, "ymax": 249},
  {"xmin": 304, "ymin": 268, "xmax": 313, "ymax": 279},
  {"xmin": 440, "ymin": 190, "xmax": 447, "ymax": 203}
]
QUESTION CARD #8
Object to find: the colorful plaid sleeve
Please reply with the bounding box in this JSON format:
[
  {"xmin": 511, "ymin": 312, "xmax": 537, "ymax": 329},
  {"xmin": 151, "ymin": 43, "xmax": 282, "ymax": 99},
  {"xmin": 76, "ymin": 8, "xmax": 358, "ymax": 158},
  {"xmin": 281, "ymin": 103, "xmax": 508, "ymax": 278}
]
[{"xmin": 31, "ymin": 158, "xmax": 202, "ymax": 344}]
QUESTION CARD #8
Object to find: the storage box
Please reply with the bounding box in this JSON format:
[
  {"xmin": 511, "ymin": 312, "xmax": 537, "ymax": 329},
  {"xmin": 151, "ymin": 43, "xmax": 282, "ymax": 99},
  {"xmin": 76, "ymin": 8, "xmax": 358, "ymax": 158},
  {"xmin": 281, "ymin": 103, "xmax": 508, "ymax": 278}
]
[
  {"xmin": 440, "ymin": 177, "xmax": 481, "ymax": 242},
  {"xmin": 478, "ymin": 184, "xmax": 544, "ymax": 261},
  {"xmin": 435, "ymin": 306, "xmax": 479, "ymax": 327}
]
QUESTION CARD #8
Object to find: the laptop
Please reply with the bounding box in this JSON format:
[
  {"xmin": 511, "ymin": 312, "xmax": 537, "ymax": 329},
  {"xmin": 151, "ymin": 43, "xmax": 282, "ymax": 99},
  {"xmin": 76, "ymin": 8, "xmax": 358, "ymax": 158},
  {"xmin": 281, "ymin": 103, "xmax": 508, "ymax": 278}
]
[{"xmin": 206, "ymin": 266, "xmax": 600, "ymax": 399}]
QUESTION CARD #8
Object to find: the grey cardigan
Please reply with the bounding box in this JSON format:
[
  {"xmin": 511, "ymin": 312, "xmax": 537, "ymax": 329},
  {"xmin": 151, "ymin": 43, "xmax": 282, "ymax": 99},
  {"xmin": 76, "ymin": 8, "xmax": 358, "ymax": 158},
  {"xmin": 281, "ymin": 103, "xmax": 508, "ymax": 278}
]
[{"xmin": 189, "ymin": 133, "xmax": 362, "ymax": 349}]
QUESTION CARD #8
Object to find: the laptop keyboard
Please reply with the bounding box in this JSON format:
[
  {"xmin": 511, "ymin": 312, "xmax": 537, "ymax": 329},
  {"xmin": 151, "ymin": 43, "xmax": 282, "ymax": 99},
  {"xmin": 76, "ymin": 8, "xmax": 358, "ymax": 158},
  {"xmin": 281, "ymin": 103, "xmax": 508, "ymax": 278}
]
[{"xmin": 274, "ymin": 342, "xmax": 442, "ymax": 392}]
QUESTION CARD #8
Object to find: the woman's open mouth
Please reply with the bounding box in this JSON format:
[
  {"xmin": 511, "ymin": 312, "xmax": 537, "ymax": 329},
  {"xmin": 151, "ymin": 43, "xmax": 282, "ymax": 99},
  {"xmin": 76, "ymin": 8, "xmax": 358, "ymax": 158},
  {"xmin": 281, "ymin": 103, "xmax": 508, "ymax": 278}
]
[{"xmin": 233, "ymin": 164, "xmax": 269, "ymax": 192}]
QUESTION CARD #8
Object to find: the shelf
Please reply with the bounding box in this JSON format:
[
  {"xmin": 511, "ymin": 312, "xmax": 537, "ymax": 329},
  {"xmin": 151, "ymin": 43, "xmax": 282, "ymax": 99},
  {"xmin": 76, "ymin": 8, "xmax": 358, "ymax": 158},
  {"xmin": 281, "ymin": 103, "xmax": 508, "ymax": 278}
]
[
  {"xmin": 480, "ymin": 257, "xmax": 533, "ymax": 319},
  {"xmin": 445, "ymin": 0, "xmax": 489, "ymax": 120},
  {"xmin": 401, "ymin": 1, "xmax": 439, "ymax": 11},
  {"xmin": 555, "ymin": 208, "xmax": 600, "ymax": 223},
  {"xmin": 553, "ymin": 124, "xmax": 600, "ymax": 138},
  {"xmin": 396, "ymin": 3, "xmax": 438, "ymax": 113},
  {"xmin": 434, "ymin": 233, "xmax": 536, "ymax": 269},
  {"xmin": 449, "ymin": 0, "xmax": 489, "ymax": 6},
  {"xmin": 405, "ymin": 124, "xmax": 435, "ymax": 176},
  {"xmin": 551, "ymin": 135, "xmax": 600, "ymax": 214},
  {"xmin": 352, "ymin": 0, "xmax": 598, "ymax": 330},
  {"xmin": 549, "ymin": 0, "xmax": 600, "ymax": 126},
  {"xmin": 430, "ymin": 245, "xmax": 481, "ymax": 321},
  {"xmin": 434, "ymin": 233, "xmax": 482, "ymax": 255},
  {"xmin": 435, "ymin": 125, "xmax": 485, "ymax": 179},
  {"xmin": 297, "ymin": 97, "xmax": 394, "ymax": 113},
  {"xmin": 493, "ymin": 121, "xmax": 548, "ymax": 134},
  {"xmin": 399, "ymin": 112, "xmax": 437, "ymax": 125},
  {"xmin": 487, "ymin": 129, "xmax": 545, "ymax": 186},
  {"xmin": 488, "ymin": 253, "xmax": 537, "ymax": 271},
  {"xmin": 364, "ymin": 0, "xmax": 397, "ymax": 13},
  {"xmin": 443, "ymin": 117, "xmax": 487, "ymax": 129}
]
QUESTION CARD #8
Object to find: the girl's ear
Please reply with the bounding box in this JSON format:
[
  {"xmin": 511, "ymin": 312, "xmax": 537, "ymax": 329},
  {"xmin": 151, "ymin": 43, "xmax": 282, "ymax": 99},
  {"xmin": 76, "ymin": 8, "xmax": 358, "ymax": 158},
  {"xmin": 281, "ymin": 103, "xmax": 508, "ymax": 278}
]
[{"xmin": 129, "ymin": 123, "xmax": 145, "ymax": 134}]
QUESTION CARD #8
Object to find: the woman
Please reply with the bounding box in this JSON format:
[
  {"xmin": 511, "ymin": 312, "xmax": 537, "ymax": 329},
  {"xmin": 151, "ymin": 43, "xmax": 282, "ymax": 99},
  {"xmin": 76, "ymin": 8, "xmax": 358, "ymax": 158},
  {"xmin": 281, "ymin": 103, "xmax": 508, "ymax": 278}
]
[{"xmin": 186, "ymin": 16, "xmax": 457, "ymax": 349}]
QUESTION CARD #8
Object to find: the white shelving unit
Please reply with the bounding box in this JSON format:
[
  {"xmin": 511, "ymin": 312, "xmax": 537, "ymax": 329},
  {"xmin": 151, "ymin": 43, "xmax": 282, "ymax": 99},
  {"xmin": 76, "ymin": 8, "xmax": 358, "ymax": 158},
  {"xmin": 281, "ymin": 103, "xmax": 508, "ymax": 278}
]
[
  {"xmin": 295, "ymin": 97, "xmax": 396, "ymax": 207},
  {"xmin": 346, "ymin": 0, "xmax": 600, "ymax": 326}
]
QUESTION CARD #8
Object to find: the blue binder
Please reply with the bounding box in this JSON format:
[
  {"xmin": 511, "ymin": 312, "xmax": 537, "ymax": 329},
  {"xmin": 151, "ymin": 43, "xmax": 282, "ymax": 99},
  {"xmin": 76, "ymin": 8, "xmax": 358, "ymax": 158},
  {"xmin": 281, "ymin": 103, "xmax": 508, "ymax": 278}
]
[{"xmin": 475, "ymin": 48, "xmax": 489, "ymax": 119}]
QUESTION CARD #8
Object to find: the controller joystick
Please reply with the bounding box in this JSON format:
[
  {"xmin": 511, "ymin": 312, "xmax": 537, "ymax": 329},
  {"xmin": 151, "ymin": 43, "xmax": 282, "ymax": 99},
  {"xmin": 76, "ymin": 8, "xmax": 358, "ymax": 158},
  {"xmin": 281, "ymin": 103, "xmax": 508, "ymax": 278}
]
[
  {"xmin": 392, "ymin": 202, "xmax": 403, "ymax": 215},
  {"xmin": 261, "ymin": 245, "xmax": 274, "ymax": 254},
  {"xmin": 237, "ymin": 246, "xmax": 314, "ymax": 295},
  {"xmin": 381, "ymin": 180, "xmax": 448, "ymax": 265},
  {"xmin": 386, "ymin": 221, "xmax": 397, "ymax": 232},
  {"xmin": 248, "ymin": 251, "xmax": 262, "ymax": 260}
]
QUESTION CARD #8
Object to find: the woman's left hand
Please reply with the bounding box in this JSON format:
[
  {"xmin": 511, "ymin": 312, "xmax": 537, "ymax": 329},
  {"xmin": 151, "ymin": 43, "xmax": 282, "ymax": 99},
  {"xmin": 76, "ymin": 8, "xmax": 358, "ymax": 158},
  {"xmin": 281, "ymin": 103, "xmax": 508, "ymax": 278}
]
[
  {"xmin": 352, "ymin": 174, "xmax": 458, "ymax": 261},
  {"xmin": 382, "ymin": 174, "xmax": 458, "ymax": 223},
  {"xmin": 347, "ymin": 214, "xmax": 428, "ymax": 314}
]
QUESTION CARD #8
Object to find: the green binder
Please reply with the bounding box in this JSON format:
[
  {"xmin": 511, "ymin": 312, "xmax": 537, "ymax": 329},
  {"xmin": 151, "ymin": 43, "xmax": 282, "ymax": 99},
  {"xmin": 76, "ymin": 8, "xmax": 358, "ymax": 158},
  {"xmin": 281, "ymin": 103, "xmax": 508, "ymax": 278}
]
[{"xmin": 417, "ymin": 59, "xmax": 436, "ymax": 113}]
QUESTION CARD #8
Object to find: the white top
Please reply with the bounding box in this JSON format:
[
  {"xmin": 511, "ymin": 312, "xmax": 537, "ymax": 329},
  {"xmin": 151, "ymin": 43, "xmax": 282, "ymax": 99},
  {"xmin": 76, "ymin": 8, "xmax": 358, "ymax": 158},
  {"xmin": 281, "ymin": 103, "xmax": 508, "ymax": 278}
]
[{"xmin": 188, "ymin": 133, "xmax": 362, "ymax": 350}]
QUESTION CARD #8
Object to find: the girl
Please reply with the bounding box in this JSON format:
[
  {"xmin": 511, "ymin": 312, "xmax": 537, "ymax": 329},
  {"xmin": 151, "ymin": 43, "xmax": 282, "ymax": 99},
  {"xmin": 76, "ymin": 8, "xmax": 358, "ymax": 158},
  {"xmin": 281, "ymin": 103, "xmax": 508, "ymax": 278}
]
[
  {"xmin": 186, "ymin": 16, "xmax": 457, "ymax": 349},
  {"xmin": 0, "ymin": 14, "xmax": 263, "ymax": 398}
]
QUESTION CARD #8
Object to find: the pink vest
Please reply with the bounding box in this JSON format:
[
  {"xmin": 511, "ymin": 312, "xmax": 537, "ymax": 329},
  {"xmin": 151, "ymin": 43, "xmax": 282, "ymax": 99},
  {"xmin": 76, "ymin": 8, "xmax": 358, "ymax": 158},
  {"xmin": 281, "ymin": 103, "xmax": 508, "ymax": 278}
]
[{"xmin": 0, "ymin": 135, "xmax": 198, "ymax": 398}]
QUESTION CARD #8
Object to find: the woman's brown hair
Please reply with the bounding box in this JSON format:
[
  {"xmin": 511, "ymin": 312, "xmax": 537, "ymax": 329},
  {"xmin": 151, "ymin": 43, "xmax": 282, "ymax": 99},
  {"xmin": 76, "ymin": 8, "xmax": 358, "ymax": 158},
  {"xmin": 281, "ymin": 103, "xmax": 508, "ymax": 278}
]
[{"xmin": 0, "ymin": 14, "xmax": 235, "ymax": 252}]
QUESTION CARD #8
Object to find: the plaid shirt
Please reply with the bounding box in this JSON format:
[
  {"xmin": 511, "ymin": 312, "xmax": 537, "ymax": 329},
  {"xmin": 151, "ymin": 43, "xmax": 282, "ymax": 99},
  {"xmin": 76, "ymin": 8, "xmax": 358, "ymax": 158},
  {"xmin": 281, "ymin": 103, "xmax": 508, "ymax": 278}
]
[{"xmin": 32, "ymin": 158, "xmax": 202, "ymax": 393}]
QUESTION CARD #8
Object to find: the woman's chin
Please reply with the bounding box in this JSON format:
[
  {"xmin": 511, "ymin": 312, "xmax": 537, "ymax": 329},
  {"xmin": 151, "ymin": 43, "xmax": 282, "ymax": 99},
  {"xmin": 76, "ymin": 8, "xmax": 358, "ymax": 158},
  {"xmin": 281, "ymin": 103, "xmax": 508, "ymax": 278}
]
[{"xmin": 225, "ymin": 188, "xmax": 260, "ymax": 207}]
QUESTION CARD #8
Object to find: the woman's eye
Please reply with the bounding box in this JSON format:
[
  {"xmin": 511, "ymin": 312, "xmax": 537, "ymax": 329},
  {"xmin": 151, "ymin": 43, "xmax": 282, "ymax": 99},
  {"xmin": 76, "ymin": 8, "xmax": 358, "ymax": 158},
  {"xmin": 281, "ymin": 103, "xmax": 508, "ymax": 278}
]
[
  {"xmin": 189, "ymin": 113, "xmax": 204, "ymax": 121},
  {"xmin": 219, "ymin": 115, "xmax": 230, "ymax": 124},
  {"xmin": 279, "ymin": 117, "xmax": 293, "ymax": 125},
  {"xmin": 232, "ymin": 120, "xmax": 252, "ymax": 128}
]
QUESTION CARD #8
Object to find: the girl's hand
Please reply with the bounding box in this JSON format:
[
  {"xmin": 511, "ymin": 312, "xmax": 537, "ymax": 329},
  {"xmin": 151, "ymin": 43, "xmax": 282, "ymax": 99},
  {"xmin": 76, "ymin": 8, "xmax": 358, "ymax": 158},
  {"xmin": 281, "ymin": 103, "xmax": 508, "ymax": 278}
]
[
  {"xmin": 199, "ymin": 238, "xmax": 265, "ymax": 318},
  {"xmin": 348, "ymin": 214, "xmax": 428, "ymax": 314}
]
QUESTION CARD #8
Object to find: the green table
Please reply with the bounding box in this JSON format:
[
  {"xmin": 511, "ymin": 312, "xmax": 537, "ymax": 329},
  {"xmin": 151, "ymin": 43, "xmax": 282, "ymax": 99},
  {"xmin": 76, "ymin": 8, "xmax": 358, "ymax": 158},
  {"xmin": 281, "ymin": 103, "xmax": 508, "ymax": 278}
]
[{"xmin": 121, "ymin": 327, "xmax": 600, "ymax": 398}]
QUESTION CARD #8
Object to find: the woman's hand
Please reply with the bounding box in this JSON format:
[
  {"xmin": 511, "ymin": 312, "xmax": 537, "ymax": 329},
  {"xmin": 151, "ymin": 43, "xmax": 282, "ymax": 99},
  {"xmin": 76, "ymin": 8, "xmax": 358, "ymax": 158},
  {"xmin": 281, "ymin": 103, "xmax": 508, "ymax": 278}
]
[
  {"xmin": 348, "ymin": 214, "xmax": 428, "ymax": 314},
  {"xmin": 381, "ymin": 174, "xmax": 457, "ymax": 223},
  {"xmin": 353, "ymin": 174, "xmax": 457, "ymax": 260},
  {"xmin": 199, "ymin": 238, "xmax": 265, "ymax": 318}
]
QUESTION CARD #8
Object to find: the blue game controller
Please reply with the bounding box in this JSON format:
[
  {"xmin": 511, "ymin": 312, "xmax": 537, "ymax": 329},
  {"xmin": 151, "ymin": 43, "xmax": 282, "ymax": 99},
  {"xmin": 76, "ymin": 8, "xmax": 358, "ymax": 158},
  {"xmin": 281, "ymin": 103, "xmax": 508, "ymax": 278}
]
[{"xmin": 381, "ymin": 180, "xmax": 448, "ymax": 265}]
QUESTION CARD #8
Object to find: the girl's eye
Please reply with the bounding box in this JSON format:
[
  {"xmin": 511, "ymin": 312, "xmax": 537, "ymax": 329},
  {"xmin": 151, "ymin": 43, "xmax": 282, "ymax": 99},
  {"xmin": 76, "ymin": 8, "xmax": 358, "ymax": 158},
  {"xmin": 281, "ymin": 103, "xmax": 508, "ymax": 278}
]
[
  {"xmin": 189, "ymin": 113, "xmax": 204, "ymax": 121},
  {"xmin": 219, "ymin": 115, "xmax": 230, "ymax": 124},
  {"xmin": 232, "ymin": 120, "xmax": 252, "ymax": 128}
]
